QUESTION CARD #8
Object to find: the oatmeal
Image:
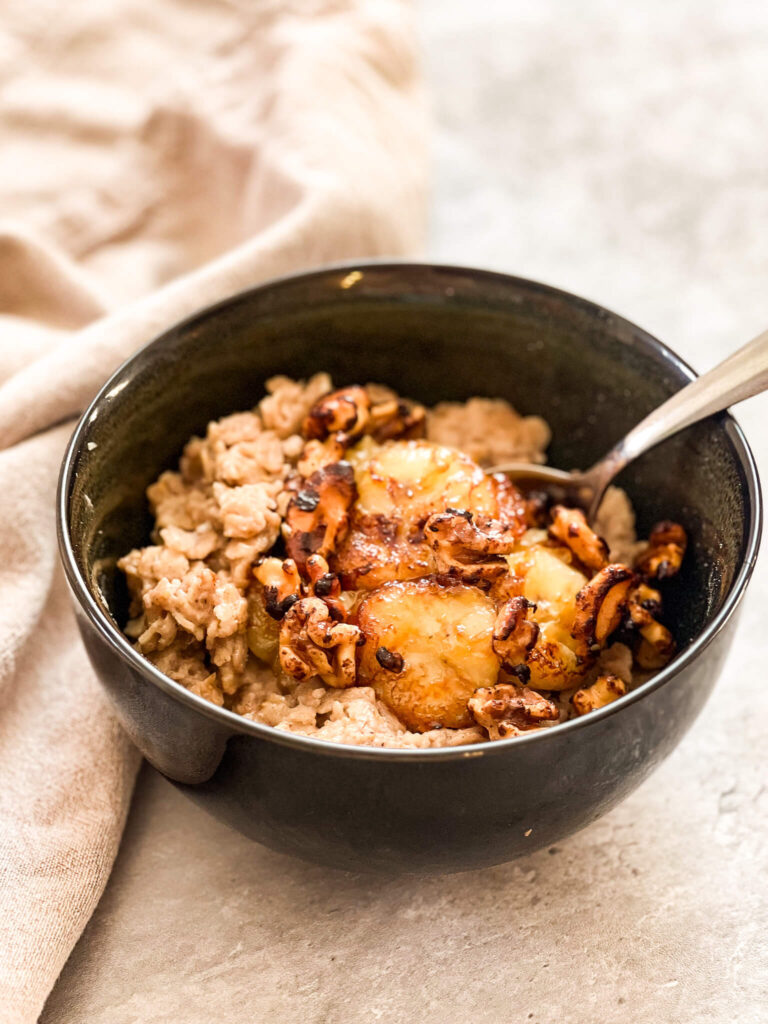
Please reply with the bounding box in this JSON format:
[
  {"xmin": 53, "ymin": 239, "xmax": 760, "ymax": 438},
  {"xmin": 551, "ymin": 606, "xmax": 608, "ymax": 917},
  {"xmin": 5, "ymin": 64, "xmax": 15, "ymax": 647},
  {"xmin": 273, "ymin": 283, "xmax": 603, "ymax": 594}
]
[{"xmin": 118, "ymin": 376, "xmax": 686, "ymax": 748}]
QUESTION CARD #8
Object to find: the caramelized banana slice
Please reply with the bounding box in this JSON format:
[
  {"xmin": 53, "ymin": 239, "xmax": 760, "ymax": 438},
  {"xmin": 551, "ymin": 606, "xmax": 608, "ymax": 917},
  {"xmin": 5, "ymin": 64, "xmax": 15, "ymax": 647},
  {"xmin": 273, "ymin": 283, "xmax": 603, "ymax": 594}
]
[
  {"xmin": 571, "ymin": 564, "xmax": 635, "ymax": 651},
  {"xmin": 333, "ymin": 440, "xmax": 527, "ymax": 591},
  {"xmin": 492, "ymin": 473, "xmax": 532, "ymax": 529},
  {"xmin": 525, "ymin": 621, "xmax": 585, "ymax": 690},
  {"xmin": 635, "ymin": 521, "xmax": 687, "ymax": 579},
  {"xmin": 284, "ymin": 461, "xmax": 357, "ymax": 570},
  {"xmin": 332, "ymin": 514, "xmax": 433, "ymax": 591},
  {"xmin": 507, "ymin": 543, "xmax": 588, "ymax": 627},
  {"xmin": 548, "ymin": 506, "xmax": 609, "ymax": 572},
  {"xmin": 357, "ymin": 578, "xmax": 500, "ymax": 731},
  {"xmin": 351, "ymin": 439, "xmax": 502, "ymax": 524},
  {"xmin": 572, "ymin": 673, "xmax": 627, "ymax": 716},
  {"xmin": 469, "ymin": 683, "xmax": 559, "ymax": 740},
  {"xmin": 279, "ymin": 597, "xmax": 361, "ymax": 688}
]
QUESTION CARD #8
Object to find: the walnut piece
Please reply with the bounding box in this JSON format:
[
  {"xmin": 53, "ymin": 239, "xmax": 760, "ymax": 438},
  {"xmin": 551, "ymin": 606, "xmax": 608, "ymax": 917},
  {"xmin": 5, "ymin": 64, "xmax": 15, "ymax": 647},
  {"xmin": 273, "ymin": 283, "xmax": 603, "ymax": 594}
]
[
  {"xmin": 469, "ymin": 683, "xmax": 559, "ymax": 741},
  {"xmin": 425, "ymin": 508, "xmax": 519, "ymax": 587},
  {"xmin": 304, "ymin": 553, "xmax": 347, "ymax": 620},
  {"xmin": 284, "ymin": 461, "xmax": 357, "ymax": 570},
  {"xmin": 572, "ymin": 673, "xmax": 627, "ymax": 715},
  {"xmin": 624, "ymin": 582, "xmax": 676, "ymax": 669},
  {"xmin": 492, "ymin": 596, "xmax": 539, "ymax": 669},
  {"xmin": 303, "ymin": 385, "xmax": 371, "ymax": 443},
  {"xmin": 253, "ymin": 556, "xmax": 302, "ymax": 619},
  {"xmin": 367, "ymin": 397, "xmax": 426, "ymax": 442},
  {"xmin": 303, "ymin": 385, "xmax": 426, "ymax": 447},
  {"xmin": 278, "ymin": 597, "xmax": 361, "ymax": 688},
  {"xmin": 548, "ymin": 505, "xmax": 609, "ymax": 572},
  {"xmin": 634, "ymin": 520, "xmax": 687, "ymax": 579},
  {"xmin": 571, "ymin": 563, "xmax": 636, "ymax": 651}
]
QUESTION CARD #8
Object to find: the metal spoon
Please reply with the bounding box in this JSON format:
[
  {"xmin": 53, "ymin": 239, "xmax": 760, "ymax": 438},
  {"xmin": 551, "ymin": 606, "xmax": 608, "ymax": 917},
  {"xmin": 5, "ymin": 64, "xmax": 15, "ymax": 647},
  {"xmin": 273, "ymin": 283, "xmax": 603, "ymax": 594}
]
[{"xmin": 488, "ymin": 327, "xmax": 768, "ymax": 521}]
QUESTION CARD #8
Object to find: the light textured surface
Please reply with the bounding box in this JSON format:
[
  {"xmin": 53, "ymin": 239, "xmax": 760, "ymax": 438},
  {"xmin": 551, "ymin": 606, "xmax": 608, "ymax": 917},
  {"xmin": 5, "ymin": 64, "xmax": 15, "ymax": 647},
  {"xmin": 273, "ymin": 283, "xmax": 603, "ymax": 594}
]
[{"xmin": 42, "ymin": 3, "xmax": 768, "ymax": 1022}]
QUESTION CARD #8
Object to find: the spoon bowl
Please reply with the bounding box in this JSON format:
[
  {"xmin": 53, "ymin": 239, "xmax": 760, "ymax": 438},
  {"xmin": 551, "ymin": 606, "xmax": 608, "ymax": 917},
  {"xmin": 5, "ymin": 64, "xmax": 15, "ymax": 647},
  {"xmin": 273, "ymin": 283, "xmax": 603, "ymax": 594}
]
[{"xmin": 489, "ymin": 326, "xmax": 768, "ymax": 520}]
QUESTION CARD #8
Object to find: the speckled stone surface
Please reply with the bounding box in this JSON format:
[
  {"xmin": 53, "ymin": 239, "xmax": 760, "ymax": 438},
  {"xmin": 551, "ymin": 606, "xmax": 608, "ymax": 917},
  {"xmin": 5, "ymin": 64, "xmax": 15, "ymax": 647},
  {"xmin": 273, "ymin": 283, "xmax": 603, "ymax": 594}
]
[{"xmin": 42, "ymin": 4, "xmax": 768, "ymax": 1021}]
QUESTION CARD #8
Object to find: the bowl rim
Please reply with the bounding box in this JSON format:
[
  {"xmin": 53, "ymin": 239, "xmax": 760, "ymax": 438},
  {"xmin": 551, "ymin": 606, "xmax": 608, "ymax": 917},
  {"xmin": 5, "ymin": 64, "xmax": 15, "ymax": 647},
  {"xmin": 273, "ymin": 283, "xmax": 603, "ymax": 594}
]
[{"xmin": 57, "ymin": 259, "xmax": 763, "ymax": 763}]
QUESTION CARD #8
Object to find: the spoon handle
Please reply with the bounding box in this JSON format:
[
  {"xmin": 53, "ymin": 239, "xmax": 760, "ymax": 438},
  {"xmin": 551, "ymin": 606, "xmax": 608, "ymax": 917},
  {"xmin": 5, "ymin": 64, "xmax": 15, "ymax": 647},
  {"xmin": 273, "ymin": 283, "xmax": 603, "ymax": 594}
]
[{"xmin": 590, "ymin": 327, "xmax": 768, "ymax": 485}]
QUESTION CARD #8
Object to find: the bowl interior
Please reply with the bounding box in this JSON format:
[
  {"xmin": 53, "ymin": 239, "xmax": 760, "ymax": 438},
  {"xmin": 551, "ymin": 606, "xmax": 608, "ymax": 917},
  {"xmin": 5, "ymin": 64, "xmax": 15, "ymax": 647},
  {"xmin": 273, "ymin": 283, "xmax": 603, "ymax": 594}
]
[{"xmin": 65, "ymin": 264, "xmax": 755, "ymax": 674}]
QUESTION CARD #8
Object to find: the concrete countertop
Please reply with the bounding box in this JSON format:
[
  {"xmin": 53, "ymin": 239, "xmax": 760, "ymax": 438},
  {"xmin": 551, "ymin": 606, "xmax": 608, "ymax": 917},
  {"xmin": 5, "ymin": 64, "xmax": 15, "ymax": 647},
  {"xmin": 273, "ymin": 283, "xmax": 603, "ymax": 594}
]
[{"xmin": 43, "ymin": 3, "xmax": 768, "ymax": 1021}]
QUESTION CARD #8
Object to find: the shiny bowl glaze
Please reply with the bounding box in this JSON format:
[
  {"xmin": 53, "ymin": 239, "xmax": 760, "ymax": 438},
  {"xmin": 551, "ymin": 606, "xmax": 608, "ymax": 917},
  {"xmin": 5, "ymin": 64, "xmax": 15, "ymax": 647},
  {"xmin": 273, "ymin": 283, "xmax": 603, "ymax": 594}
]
[{"xmin": 58, "ymin": 263, "xmax": 761, "ymax": 872}]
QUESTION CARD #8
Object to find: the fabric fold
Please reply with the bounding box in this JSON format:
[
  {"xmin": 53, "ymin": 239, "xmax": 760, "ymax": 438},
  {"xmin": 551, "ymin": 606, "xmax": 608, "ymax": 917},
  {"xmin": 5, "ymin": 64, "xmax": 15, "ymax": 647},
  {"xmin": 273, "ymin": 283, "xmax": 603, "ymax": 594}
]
[{"xmin": 0, "ymin": 1, "xmax": 426, "ymax": 1019}]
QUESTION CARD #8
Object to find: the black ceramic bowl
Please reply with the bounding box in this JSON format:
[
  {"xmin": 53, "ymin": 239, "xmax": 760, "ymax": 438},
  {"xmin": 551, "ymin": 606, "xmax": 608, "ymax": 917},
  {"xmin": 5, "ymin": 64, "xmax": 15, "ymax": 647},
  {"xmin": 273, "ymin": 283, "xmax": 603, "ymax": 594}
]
[{"xmin": 58, "ymin": 263, "xmax": 761, "ymax": 873}]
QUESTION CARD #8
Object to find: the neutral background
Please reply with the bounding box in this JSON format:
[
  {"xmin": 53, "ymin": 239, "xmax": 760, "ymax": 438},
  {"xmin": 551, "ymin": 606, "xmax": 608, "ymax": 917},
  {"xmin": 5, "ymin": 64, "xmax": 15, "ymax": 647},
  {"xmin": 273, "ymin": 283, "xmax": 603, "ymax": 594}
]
[{"xmin": 42, "ymin": 3, "xmax": 768, "ymax": 1022}]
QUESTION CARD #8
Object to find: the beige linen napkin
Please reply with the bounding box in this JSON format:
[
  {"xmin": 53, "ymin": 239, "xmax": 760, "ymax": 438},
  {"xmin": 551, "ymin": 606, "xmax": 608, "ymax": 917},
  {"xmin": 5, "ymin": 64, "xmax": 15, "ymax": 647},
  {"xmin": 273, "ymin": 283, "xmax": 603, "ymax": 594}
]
[{"xmin": 0, "ymin": 2, "xmax": 426, "ymax": 1020}]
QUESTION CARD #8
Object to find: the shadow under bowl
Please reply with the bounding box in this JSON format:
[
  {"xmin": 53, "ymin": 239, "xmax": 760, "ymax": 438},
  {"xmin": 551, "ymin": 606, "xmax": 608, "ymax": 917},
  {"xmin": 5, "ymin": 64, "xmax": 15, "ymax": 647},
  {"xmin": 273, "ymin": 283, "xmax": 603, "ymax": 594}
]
[{"xmin": 58, "ymin": 262, "xmax": 761, "ymax": 873}]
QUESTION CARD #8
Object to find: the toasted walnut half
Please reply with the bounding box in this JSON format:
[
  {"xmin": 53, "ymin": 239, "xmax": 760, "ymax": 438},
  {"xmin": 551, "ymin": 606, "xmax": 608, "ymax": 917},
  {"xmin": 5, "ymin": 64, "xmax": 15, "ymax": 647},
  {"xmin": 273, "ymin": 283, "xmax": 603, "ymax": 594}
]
[
  {"xmin": 279, "ymin": 597, "xmax": 361, "ymax": 688},
  {"xmin": 492, "ymin": 596, "xmax": 539, "ymax": 669},
  {"xmin": 254, "ymin": 557, "xmax": 302, "ymax": 619},
  {"xmin": 628, "ymin": 581, "xmax": 663, "ymax": 619},
  {"xmin": 625, "ymin": 583, "xmax": 676, "ymax": 669},
  {"xmin": 425, "ymin": 509, "xmax": 519, "ymax": 587},
  {"xmin": 635, "ymin": 619, "xmax": 676, "ymax": 669},
  {"xmin": 297, "ymin": 437, "xmax": 347, "ymax": 477},
  {"xmin": 254, "ymin": 553, "xmax": 348, "ymax": 626},
  {"xmin": 304, "ymin": 554, "xmax": 347, "ymax": 620},
  {"xmin": 357, "ymin": 578, "xmax": 500, "ymax": 731},
  {"xmin": 548, "ymin": 506, "xmax": 609, "ymax": 572},
  {"xmin": 303, "ymin": 386, "xmax": 371, "ymax": 443},
  {"xmin": 469, "ymin": 683, "xmax": 559, "ymax": 741},
  {"xmin": 369, "ymin": 400, "xmax": 426, "ymax": 442},
  {"xmin": 284, "ymin": 461, "xmax": 357, "ymax": 570},
  {"xmin": 635, "ymin": 520, "xmax": 687, "ymax": 579},
  {"xmin": 572, "ymin": 673, "xmax": 627, "ymax": 716},
  {"xmin": 571, "ymin": 564, "xmax": 635, "ymax": 651},
  {"xmin": 303, "ymin": 385, "xmax": 426, "ymax": 446}
]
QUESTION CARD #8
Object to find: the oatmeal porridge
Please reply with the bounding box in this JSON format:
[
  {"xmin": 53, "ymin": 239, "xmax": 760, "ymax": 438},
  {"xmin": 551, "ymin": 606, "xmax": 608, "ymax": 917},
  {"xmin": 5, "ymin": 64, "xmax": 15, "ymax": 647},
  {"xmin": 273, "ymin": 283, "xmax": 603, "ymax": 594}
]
[{"xmin": 119, "ymin": 376, "xmax": 686, "ymax": 748}]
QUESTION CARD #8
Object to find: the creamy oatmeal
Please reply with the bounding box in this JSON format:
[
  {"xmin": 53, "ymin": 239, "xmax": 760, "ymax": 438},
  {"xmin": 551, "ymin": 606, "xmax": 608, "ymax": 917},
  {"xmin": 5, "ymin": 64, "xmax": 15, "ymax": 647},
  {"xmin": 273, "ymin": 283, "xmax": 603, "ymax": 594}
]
[{"xmin": 119, "ymin": 376, "xmax": 686, "ymax": 748}]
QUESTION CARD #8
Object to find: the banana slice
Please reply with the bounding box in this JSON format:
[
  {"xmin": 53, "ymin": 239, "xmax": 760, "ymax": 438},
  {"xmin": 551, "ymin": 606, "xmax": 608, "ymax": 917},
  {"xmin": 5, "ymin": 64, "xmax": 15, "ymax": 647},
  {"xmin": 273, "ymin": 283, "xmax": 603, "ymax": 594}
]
[
  {"xmin": 357, "ymin": 578, "xmax": 500, "ymax": 731},
  {"xmin": 334, "ymin": 439, "xmax": 525, "ymax": 590}
]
